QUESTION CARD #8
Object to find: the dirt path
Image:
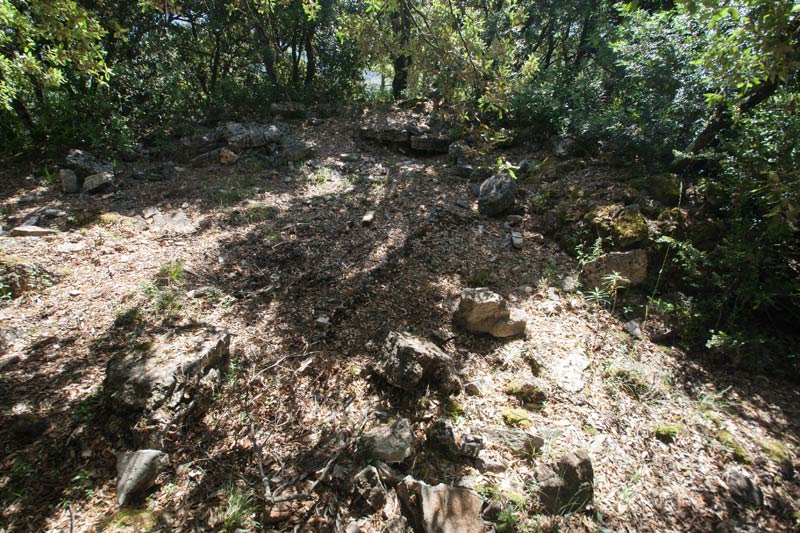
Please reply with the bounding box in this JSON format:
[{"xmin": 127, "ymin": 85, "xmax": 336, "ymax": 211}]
[{"xmin": 1, "ymin": 113, "xmax": 798, "ymax": 532}]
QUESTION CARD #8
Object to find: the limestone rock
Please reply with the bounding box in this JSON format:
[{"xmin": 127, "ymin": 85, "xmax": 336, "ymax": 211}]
[
  {"xmin": 353, "ymin": 466, "xmax": 387, "ymax": 511},
  {"xmin": 281, "ymin": 141, "xmax": 314, "ymax": 162},
  {"xmin": 9, "ymin": 226, "xmax": 55, "ymax": 237},
  {"xmin": 150, "ymin": 210, "xmax": 197, "ymax": 234},
  {"xmin": 374, "ymin": 332, "xmax": 460, "ymax": 393},
  {"xmin": 116, "ymin": 449, "xmax": 169, "ymax": 506},
  {"xmin": 551, "ymin": 350, "xmax": 590, "ymax": 393},
  {"xmin": 453, "ymin": 288, "xmax": 526, "ymax": 338},
  {"xmin": 535, "ymin": 450, "xmax": 594, "ymax": 514},
  {"xmin": 623, "ymin": 320, "xmax": 644, "ymax": 340},
  {"xmin": 725, "ymin": 468, "xmax": 763, "ymax": 508},
  {"xmin": 426, "ymin": 420, "xmax": 459, "ymax": 456},
  {"xmin": 363, "ymin": 419, "xmax": 414, "ymax": 464},
  {"xmin": 478, "ymin": 174, "xmax": 516, "ymax": 217},
  {"xmin": 220, "ymin": 121, "xmax": 289, "ymax": 149},
  {"xmin": 478, "ymin": 428, "xmax": 544, "ymax": 456},
  {"xmin": 65, "ymin": 149, "xmax": 114, "ymax": 176},
  {"xmin": 580, "ymin": 249, "xmax": 648, "ymax": 289},
  {"xmin": 83, "ymin": 171, "xmax": 114, "ymax": 193},
  {"xmin": 503, "ymin": 378, "xmax": 549, "ymax": 408},
  {"xmin": 397, "ymin": 476, "xmax": 484, "ymax": 533},
  {"xmin": 60, "ymin": 169, "xmax": 80, "ymax": 193}
]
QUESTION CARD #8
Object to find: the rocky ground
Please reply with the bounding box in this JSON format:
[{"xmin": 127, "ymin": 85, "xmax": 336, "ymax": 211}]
[{"xmin": 0, "ymin": 103, "xmax": 798, "ymax": 532}]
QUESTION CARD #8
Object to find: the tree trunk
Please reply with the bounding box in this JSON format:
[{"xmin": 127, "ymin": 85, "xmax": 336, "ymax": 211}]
[{"xmin": 304, "ymin": 25, "xmax": 316, "ymax": 87}]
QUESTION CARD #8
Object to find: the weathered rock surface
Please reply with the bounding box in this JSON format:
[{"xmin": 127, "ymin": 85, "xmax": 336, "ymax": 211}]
[
  {"xmin": 535, "ymin": 450, "xmax": 594, "ymax": 514},
  {"xmin": 580, "ymin": 249, "xmax": 648, "ymax": 289},
  {"xmin": 397, "ymin": 476, "xmax": 484, "ymax": 533},
  {"xmin": 105, "ymin": 333, "xmax": 230, "ymax": 443},
  {"xmin": 83, "ymin": 171, "xmax": 114, "ymax": 193},
  {"xmin": 0, "ymin": 259, "xmax": 55, "ymax": 297},
  {"xmin": 453, "ymin": 288, "xmax": 526, "ymax": 338},
  {"xmin": 221, "ymin": 121, "xmax": 289, "ymax": 150},
  {"xmin": 503, "ymin": 378, "xmax": 549, "ymax": 407},
  {"xmin": 478, "ymin": 428, "xmax": 544, "ymax": 456},
  {"xmin": 411, "ymin": 135, "xmax": 450, "ymax": 153},
  {"xmin": 270, "ymin": 101, "xmax": 307, "ymax": 118},
  {"xmin": 623, "ymin": 319, "xmax": 643, "ymax": 339},
  {"xmin": 150, "ymin": 211, "xmax": 197, "ymax": 234},
  {"xmin": 478, "ymin": 174, "xmax": 517, "ymax": 217},
  {"xmin": 426, "ymin": 420, "xmax": 459, "ymax": 456},
  {"xmin": 116, "ymin": 449, "xmax": 169, "ymax": 506},
  {"xmin": 374, "ymin": 332, "xmax": 460, "ymax": 393},
  {"xmin": 725, "ymin": 468, "xmax": 763, "ymax": 508},
  {"xmin": 551, "ymin": 350, "xmax": 590, "ymax": 393},
  {"xmin": 0, "ymin": 354, "xmax": 20, "ymax": 371},
  {"xmin": 9, "ymin": 226, "xmax": 55, "ymax": 237},
  {"xmin": 353, "ymin": 466, "xmax": 387, "ymax": 511},
  {"xmin": 65, "ymin": 149, "xmax": 114, "ymax": 176},
  {"xmin": 363, "ymin": 419, "xmax": 414, "ymax": 464},
  {"xmin": 281, "ymin": 141, "xmax": 315, "ymax": 162},
  {"xmin": 60, "ymin": 168, "xmax": 80, "ymax": 193}
]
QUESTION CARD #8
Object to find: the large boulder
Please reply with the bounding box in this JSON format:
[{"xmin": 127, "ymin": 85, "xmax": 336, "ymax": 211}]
[
  {"xmin": 83, "ymin": 171, "xmax": 114, "ymax": 194},
  {"xmin": 105, "ymin": 332, "xmax": 230, "ymax": 443},
  {"xmin": 374, "ymin": 332, "xmax": 461, "ymax": 394},
  {"xmin": 397, "ymin": 476, "xmax": 484, "ymax": 533},
  {"xmin": 65, "ymin": 149, "xmax": 114, "ymax": 177},
  {"xmin": 535, "ymin": 450, "xmax": 594, "ymax": 514},
  {"xmin": 478, "ymin": 174, "xmax": 517, "ymax": 217},
  {"xmin": 116, "ymin": 449, "xmax": 169, "ymax": 506},
  {"xmin": 580, "ymin": 249, "xmax": 648, "ymax": 289},
  {"xmin": 453, "ymin": 288, "xmax": 526, "ymax": 338}
]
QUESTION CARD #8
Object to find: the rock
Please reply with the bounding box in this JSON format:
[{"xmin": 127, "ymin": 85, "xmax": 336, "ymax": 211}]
[
  {"xmin": 382, "ymin": 516, "xmax": 409, "ymax": 533},
  {"xmin": 270, "ymin": 101, "xmax": 307, "ymax": 118},
  {"xmin": 9, "ymin": 414, "xmax": 48, "ymax": 442},
  {"xmin": 150, "ymin": 211, "xmax": 197, "ymax": 234},
  {"xmin": 511, "ymin": 231, "xmax": 523, "ymax": 249},
  {"xmin": 178, "ymin": 130, "xmax": 222, "ymax": 158},
  {"xmin": 464, "ymin": 380, "xmax": 485, "ymax": 397},
  {"xmin": 0, "ymin": 354, "xmax": 20, "ymax": 371},
  {"xmin": 353, "ymin": 466, "xmax": 387, "ymax": 511},
  {"xmin": 60, "ymin": 169, "xmax": 80, "ymax": 193},
  {"xmin": 116, "ymin": 449, "xmax": 169, "ymax": 506},
  {"xmin": 503, "ymin": 378, "xmax": 549, "ymax": 408},
  {"xmin": 482, "ymin": 500, "xmax": 504, "ymax": 522},
  {"xmin": 315, "ymin": 315, "xmax": 331, "ymax": 329},
  {"xmin": 65, "ymin": 149, "xmax": 114, "ymax": 176},
  {"xmin": 453, "ymin": 288, "xmax": 526, "ymax": 338},
  {"xmin": 426, "ymin": 420, "xmax": 459, "ymax": 456},
  {"xmin": 0, "ymin": 259, "xmax": 55, "ymax": 296},
  {"xmin": 105, "ymin": 333, "xmax": 230, "ymax": 443},
  {"xmin": 374, "ymin": 332, "xmax": 460, "ymax": 394},
  {"xmin": 478, "ymin": 174, "xmax": 516, "ymax": 217},
  {"xmin": 725, "ymin": 468, "xmax": 763, "ymax": 508},
  {"xmin": 448, "ymin": 142, "xmax": 468, "ymax": 164},
  {"xmin": 44, "ymin": 209, "xmax": 67, "ymax": 218},
  {"xmin": 397, "ymin": 476, "xmax": 484, "ymax": 533},
  {"xmin": 83, "ymin": 171, "xmax": 114, "ymax": 193},
  {"xmin": 9, "ymin": 226, "xmax": 55, "ymax": 237},
  {"xmin": 501, "ymin": 408, "xmax": 533, "ymax": 428},
  {"xmin": 142, "ymin": 207, "xmax": 160, "ymax": 219},
  {"xmin": 220, "ymin": 121, "xmax": 289, "ymax": 149},
  {"xmin": 507, "ymin": 214, "xmax": 523, "ymax": 226},
  {"xmin": 460, "ymin": 435, "xmax": 484, "ymax": 458},
  {"xmin": 580, "ymin": 249, "xmax": 648, "ymax": 289},
  {"xmin": 476, "ymin": 451, "xmax": 505, "ymax": 473},
  {"xmin": 455, "ymin": 199, "xmax": 470, "ymax": 209},
  {"xmin": 362, "ymin": 211, "xmax": 376, "ymax": 227},
  {"xmin": 553, "ymin": 137, "xmax": 579, "ymax": 158},
  {"xmin": 535, "ymin": 450, "xmax": 594, "ymax": 514},
  {"xmin": 189, "ymin": 147, "xmax": 239, "ymax": 167},
  {"xmin": 551, "ymin": 350, "xmax": 590, "ymax": 393},
  {"xmin": 588, "ymin": 204, "xmax": 649, "ymax": 248},
  {"xmin": 478, "ymin": 428, "xmax": 544, "ymax": 456},
  {"xmin": 363, "ymin": 419, "xmax": 414, "ymax": 464},
  {"xmin": 561, "ymin": 276, "xmax": 578, "ymax": 292},
  {"xmin": 623, "ymin": 320, "xmax": 643, "ymax": 340},
  {"xmin": 282, "ymin": 141, "xmax": 314, "ymax": 162},
  {"xmin": 411, "ymin": 135, "xmax": 450, "ymax": 153}
]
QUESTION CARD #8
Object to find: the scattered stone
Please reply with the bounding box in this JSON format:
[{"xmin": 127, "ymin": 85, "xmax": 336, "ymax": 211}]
[
  {"xmin": 353, "ymin": 466, "xmax": 387, "ymax": 511},
  {"xmin": 178, "ymin": 130, "xmax": 222, "ymax": 157},
  {"xmin": 374, "ymin": 331, "xmax": 460, "ymax": 394},
  {"xmin": 725, "ymin": 468, "xmax": 763, "ymax": 508},
  {"xmin": 561, "ymin": 276, "xmax": 578, "ymax": 292},
  {"xmin": 83, "ymin": 171, "xmax": 114, "ymax": 193},
  {"xmin": 362, "ymin": 211, "xmax": 376, "ymax": 227},
  {"xmin": 511, "ymin": 231, "xmax": 523, "ymax": 249},
  {"xmin": 623, "ymin": 320, "xmax": 644, "ymax": 340},
  {"xmin": 116, "ymin": 449, "xmax": 169, "ymax": 506},
  {"xmin": 220, "ymin": 121, "xmax": 289, "ymax": 149},
  {"xmin": 503, "ymin": 378, "xmax": 549, "ymax": 408},
  {"xmin": 9, "ymin": 413, "xmax": 48, "ymax": 442},
  {"xmin": 65, "ymin": 149, "xmax": 114, "ymax": 176},
  {"xmin": 426, "ymin": 420, "xmax": 459, "ymax": 456},
  {"xmin": 551, "ymin": 350, "xmax": 590, "ymax": 393},
  {"xmin": 476, "ymin": 451, "xmax": 505, "ymax": 473},
  {"xmin": 9, "ymin": 226, "xmax": 55, "ymax": 237},
  {"xmin": 580, "ymin": 249, "xmax": 648, "ymax": 289},
  {"xmin": 507, "ymin": 214, "xmax": 523, "ymax": 226},
  {"xmin": 282, "ymin": 141, "xmax": 315, "ymax": 162},
  {"xmin": 363, "ymin": 419, "xmax": 414, "ymax": 464},
  {"xmin": 105, "ymin": 333, "xmax": 230, "ymax": 443},
  {"xmin": 455, "ymin": 199, "xmax": 470, "ymax": 209},
  {"xmin": 315, "ymin": 315, "xmax": 331, "ymax": 329},
  {"xmin": 654, "ymin": 424, "xmax": 681, "ymax": 444},
  {"xmin": 453, "ymin": 288, "xmax": 527, "ymax": 338},
  {"xmin": 460, "ymin": 435, "xmax": 484, "ymax": 458},
  {"xmin": 150, "ymin": 211, "xmax": 197, "ymax": 234},
  {"xmin": 44, "ymin": 209, "xmax": 67, "ymax": 218},
  {"xmin": 464, "ymin": 379, "xmax": 486, "ymax": 397},
  {"xmin": 60, "ymin": 169, "xmax": 80, "ymax": 193},
  {"xmin": 482, "ymin": 500, "xmax": 504, "ymax": 522},
  {"xmin": 478, "ymin": 174, "xmax": 517, "ymax": 217},
  {"xmin": 397, "ymin": 476, "xmax": 484, "ymax": 533},
  {"xmin": 501, "ymin": 408, "xmax": 533, "ymax": 429},
  {"xmin": 142, "ymin": 206, "xmax": 160, "ymax": 219},
  {"xmin": 0, "ymin": 354, "xmax": 20, "ymax": 371},
  {"xmin": 535, "ymin": 450, "xmax": 594, "ymax": 514}
]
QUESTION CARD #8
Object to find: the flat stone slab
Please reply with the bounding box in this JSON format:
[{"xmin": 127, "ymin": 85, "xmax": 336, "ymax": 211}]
[
  {"xmin": 9, "ymin": 226, "xmax": 55, "ymax": 237},
  {"xmin": 551, "ymin": 350, "xmax": 590, "ymax": 393}
]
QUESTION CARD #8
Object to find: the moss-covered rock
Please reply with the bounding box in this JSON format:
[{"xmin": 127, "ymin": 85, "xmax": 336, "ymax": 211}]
[
  {"xmin": 503, "ymin": 378, "xmax": 549, "ymax": 408},
  {"xmin": 717, "ymin": 430, "xmax": 752, "ymax": 464},
  {"xmin": 631, "ymin": 174, "xmax": 682, "ymax": 206},
  {"xmin": 502, "ymin": 408, "xmax": 533, "ymax": 429},
  {"xmin": 604, "ymin": 360, "xmax": 669, "ymax": 399},
  {"xmin": 587, "ymin": 204, "xmax": 649, "ymax": 248},
  {"xmin": 759, "ymin": 438, "xmax": 792, "ymax": 463},
  {"xmin": 654, "ymin": 424, "xmax": 681, "ymax": 444}
]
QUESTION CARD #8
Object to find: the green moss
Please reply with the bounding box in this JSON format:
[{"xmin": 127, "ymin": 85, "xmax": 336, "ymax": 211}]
[
  {"xmin": 630, "ymin": 174, "xmax": 682, "ymax": 205},
  {"xmin": 759, "ymin": 438, "xmax": 791, "ymax": 463},
  {"xmin": 445, "ymin": 400, "xmax": 465, "ymax": 419},
  {"xmin": 99, "ymin": 509, "xmax": 161, "ymax": 531},
  {"xmin": 587, "ymin": 204, "xmax": 648, "ymax": 247},
  {"xmin": 502, "ymin": 408, "xmax": 533, "ymax": 429},
  {"xmin": 654, "ymin": 424, "xmax": 681, "ymax": 444},
  {"xmin": 717, "ymin": 430, "xmax": 751, "ymax": 464},
  {"xmin": 97, "ymin": 212, "xmax": 123, "ymax": 226}
]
